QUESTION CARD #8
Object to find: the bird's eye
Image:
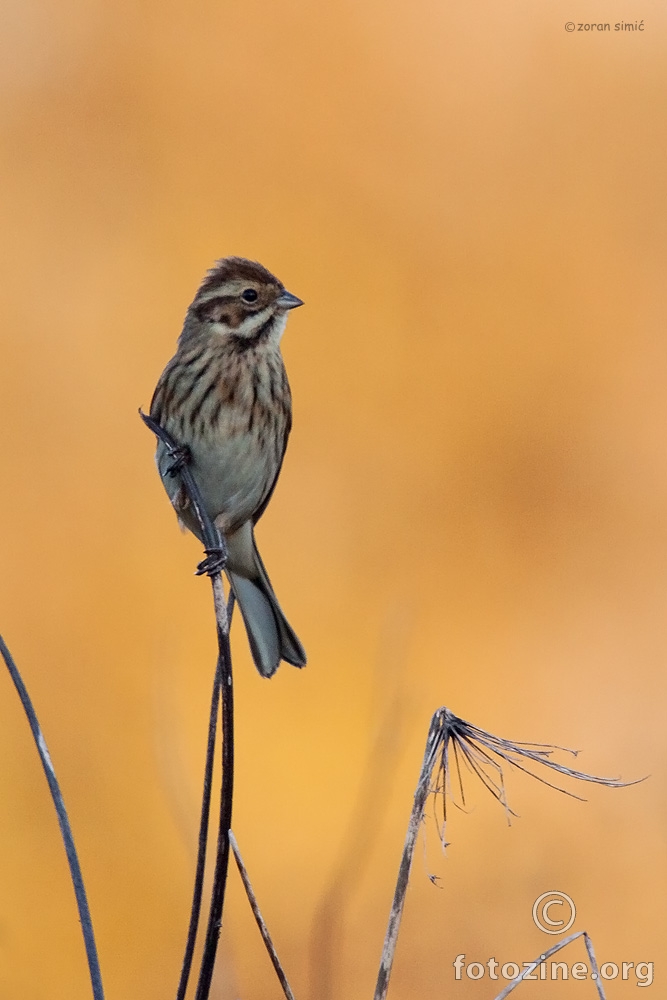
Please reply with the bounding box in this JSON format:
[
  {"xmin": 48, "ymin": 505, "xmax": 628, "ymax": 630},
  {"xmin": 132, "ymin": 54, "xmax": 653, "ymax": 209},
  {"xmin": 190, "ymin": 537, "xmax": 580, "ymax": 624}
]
[{"xmin": 241, "ymin": 288, "xmax": 258, "ymax": 303}]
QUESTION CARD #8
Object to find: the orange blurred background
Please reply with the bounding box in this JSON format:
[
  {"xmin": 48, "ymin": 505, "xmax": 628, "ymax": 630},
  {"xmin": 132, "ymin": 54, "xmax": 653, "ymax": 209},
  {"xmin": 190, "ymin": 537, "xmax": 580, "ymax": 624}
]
[{"xmin": 0, "ymin": 0, "xmax": 665, "ymax": 996}]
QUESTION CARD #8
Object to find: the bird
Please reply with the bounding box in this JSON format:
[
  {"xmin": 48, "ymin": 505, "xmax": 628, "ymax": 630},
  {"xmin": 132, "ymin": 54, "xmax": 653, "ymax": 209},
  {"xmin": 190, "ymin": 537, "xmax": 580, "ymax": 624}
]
[{"xmin": 149, "ymin": 256, "xmax": 307, "ymax": 678}]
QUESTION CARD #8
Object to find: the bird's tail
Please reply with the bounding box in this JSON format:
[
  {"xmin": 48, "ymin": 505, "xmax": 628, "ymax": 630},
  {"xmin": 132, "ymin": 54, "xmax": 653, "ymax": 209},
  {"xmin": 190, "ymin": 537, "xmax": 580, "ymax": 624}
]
[{"xmin": 227, "ymin": 533, "xmax": 306, "ymax": 678}]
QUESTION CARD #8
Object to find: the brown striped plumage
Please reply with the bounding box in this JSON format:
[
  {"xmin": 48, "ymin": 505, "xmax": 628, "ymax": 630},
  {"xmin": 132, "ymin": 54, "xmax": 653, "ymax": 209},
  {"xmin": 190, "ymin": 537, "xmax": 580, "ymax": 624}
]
[{"xmin": 150, "ymin": 257, "xmax": 306, "ymax": 677}]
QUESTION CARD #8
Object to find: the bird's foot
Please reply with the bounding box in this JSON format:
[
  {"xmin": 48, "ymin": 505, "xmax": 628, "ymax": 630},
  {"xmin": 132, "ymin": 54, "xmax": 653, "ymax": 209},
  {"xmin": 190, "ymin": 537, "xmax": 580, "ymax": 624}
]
[
  {"xmin": 195, "ymin": 545, "xmax": 227, "ymax": 577},
  {"xmin": 167, "ymin": 444, "xmax": 192, "ymax": 477}
]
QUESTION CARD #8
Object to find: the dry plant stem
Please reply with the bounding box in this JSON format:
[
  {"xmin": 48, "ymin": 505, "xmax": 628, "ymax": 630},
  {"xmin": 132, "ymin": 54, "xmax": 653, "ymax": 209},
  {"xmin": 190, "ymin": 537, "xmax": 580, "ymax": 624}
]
[
  {"xmin": 139, "ymin": 411, "xmax": 234, "ymax": 1000},
  {"xmin": 176, "ymin": 592, "xmax": 235, "ymax": 1000},
  {"xmin": 139, "ymin": 410, "xmax": 226, "ymax": 563},
  {"xmin": 492, "ymin": 930, "xmax": 606, "ymax": 1000},
  {"xmin": 230, "ymin": 832, "xmax": 297, "ymax": 1000},
  {"xmin": 176, "ymin": 593, "xmax": 234, "ymax": 1000},
  {"xmin": 583, "ymin": 933, "xmax": 606, "ymax": 1000},
  {"xmin": 373, "ymin": 710, "xmax": 444, "ymax": 1000},
  {"xmin": 0, "ymin": 635, "xmax": 105, "ymax": 1000},
  {"xmin": 195, "ymin": 577, "xmax": 234, "ymax": 1000},
  {"xmin": 175, "ymin": 652, "xmax": 221, "ymax": 1000},
  {"xmin": 373, "ymin": 706, "xmax": 630, "ymax": 1000}
]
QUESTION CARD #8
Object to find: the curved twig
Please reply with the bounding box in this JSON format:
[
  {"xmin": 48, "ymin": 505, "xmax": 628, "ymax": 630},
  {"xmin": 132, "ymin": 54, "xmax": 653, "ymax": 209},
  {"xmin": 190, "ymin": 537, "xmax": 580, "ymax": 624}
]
[{"xmin": 0, "ymin": 635, "xmax": 105, "ymax": 1000}]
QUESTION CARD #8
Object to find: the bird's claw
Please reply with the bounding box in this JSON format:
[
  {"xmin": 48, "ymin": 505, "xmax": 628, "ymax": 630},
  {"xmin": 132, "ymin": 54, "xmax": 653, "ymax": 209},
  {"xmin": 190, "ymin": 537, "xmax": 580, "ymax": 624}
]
[
  {"xmin": 195, "ymin": 545, "xmax": 227, "ymax": 577},
  {"xmin": 167, "ymin": 444, "xmax": 192, "ymax": 476}
]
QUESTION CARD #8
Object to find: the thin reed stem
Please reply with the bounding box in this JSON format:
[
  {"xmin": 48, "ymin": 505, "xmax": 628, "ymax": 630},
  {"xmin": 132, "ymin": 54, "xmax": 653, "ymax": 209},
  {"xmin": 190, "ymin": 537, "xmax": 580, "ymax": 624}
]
[
  {"xmin": 0, "ymin": 635, "xmax": 105, "ymax": 1000},
  {"xmin": 230, "ymin": 831, "xmax": 297, "ymax": 1000},
  {"xmin": 195, "ymin": 575, "xmax": 235, "ymax": 1000},
  {"xmin": 492, "ymin": 930, "xmax": 606, "ymax": 1000},
  {"xmin": 373, "ymin": 712, "xmax": 443, "ymax": 1000},
  {"xmin": 140, "ymin": 410, "xmax": 235, "ymax": 1000},
  {"xmin": 374, "ymin": 706, "xmax": 634, "ymax": 1000}
]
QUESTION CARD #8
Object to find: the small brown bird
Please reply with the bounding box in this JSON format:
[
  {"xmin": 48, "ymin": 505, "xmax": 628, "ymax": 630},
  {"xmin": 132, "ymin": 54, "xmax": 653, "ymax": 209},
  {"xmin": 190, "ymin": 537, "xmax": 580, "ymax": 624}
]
[{"xmin": 150, "ymin": 257, "xmax": 306, "ymax": 677}]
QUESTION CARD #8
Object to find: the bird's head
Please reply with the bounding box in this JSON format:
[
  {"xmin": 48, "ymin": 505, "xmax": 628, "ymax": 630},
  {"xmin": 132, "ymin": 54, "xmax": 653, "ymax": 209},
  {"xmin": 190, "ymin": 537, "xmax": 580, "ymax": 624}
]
[{"xmin": 186, "ymin": 256, "xmax": 303, "ymax": 344}]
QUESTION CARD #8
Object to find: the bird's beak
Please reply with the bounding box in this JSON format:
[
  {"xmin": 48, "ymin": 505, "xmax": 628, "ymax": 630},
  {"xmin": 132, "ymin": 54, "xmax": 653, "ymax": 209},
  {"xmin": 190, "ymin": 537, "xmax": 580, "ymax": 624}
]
[{"xmin": 276, "ymin": 290, "xmax": 304, "ymax": 310}]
